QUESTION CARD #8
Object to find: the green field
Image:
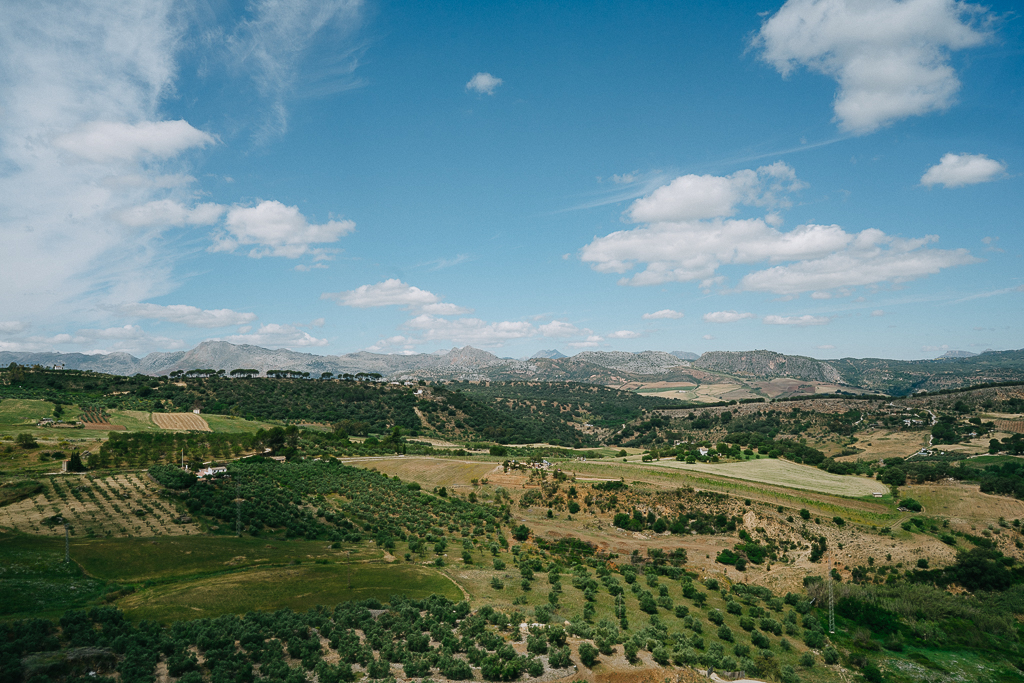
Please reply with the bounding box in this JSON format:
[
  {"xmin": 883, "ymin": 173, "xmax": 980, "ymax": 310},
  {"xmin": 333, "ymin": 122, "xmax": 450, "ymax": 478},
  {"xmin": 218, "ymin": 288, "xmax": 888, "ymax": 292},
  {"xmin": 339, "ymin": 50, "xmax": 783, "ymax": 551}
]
[
  {"xmin": 70, "ymin": 535, "xmax": 379, "ymax": 581},
  {"xmin": 118, "ymin": 562, "xmax": 462, "ymax": 623},
  {"xmin": 0, "ymin": 398, "xmax": 55, "ymax": 425},
  {"xmin": 0, "ymin": 531, "xmax": 460, "ymax": 623},
  {"xmin": 202, "ymin": 414, "xmax": 282, "ymax": 432}
]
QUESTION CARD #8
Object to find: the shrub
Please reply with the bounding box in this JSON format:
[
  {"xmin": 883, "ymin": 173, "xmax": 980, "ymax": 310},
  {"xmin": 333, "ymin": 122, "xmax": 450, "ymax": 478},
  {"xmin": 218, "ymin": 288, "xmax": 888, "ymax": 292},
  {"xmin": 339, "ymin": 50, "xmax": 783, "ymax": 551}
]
[
  {"xmin": 799, "ymin": 651, "xmax": 815, "ymax": 668},
  {"xmin": 578, "ymin": 642, "xmax": 599, "ymax": 667},
  {"xmin": 549, "ymin": 646, "xmax": 571, "ymax": 668},
  {"xmin": 822, "ymin": 646, "xmax": 839, "ymax": 665}
]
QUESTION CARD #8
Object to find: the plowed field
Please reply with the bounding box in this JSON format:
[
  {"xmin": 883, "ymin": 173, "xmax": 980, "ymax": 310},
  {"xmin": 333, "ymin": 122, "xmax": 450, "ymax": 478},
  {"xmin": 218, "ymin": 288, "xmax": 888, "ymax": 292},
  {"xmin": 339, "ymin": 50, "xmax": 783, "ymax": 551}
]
[{"xmin": 152, "ymin": 412, "xmax": 211, "ymax": 431}]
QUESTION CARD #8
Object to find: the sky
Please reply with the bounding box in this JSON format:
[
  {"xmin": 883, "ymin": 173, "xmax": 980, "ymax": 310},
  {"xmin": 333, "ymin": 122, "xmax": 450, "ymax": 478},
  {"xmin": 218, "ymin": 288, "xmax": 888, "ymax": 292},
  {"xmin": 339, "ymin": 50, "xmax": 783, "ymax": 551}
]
[{"xmin": 1, "ymin": 0, "xmax": 1022, "ymax": 361}]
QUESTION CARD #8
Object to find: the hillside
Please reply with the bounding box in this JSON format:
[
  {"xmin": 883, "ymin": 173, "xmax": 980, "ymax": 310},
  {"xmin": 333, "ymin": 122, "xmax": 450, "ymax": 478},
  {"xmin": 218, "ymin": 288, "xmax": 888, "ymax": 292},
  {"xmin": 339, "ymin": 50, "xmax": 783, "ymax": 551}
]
[{"xmin": 5, "ymin": 342, "xmax": 1024, "ymax": 395}]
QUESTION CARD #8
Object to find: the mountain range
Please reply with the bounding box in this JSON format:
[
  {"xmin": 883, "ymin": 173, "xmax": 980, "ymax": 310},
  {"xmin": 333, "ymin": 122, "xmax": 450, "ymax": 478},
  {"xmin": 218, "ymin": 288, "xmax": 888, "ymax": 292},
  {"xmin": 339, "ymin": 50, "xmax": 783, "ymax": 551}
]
[{"xmin": 3, "ymin": 342, "xmax": 1024, "ymax": 396}]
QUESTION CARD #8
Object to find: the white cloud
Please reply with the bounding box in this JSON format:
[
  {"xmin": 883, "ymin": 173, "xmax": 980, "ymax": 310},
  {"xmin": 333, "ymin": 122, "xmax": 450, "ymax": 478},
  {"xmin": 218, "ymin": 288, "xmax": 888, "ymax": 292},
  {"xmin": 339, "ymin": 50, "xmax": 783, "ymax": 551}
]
[
  {"xmin": 366, "ymin": 335, "xmax": 417, "ymax": 353},
  {"xmin": 702, "ymin": 334, "xmax": 714, "ymax": 340},
  {"xmin": 702, "ymin": 311, "xmax": 754, "ymax": 323},
  {"xmin": 764, "ymin": 314, "xmax": 831, "ymax": 326},
  {"xmin": 738, "ymin": 232, "xmax": 977, "ymax": 294},
  {"xmin": 311, "ymin": 318, "xmax": 325, "ymax": 328},
  {"xmin": 223, "ymin": 323, "xmax": 328, "ymax": 348},
  {"xmin": 567, "ymin": 335, "xmax": 605, "ymax": 349},
  {"xmin": 115, "ymin": 303, "xmax": 257, "ymax": 328},
  {"xmin": 755, "ymin": 0, "xmax": 992, "ymax": 133},
  {"xmin": 643, "ymin": 309, "xmax": 684, "ymax": 320},
  {"xmin": 229, "ymin": 0, "xmax": 364, "ymax": 137},
  {"xmin": 406, "ymin": 315, "xmax": 534, "ymax": 347},
  {"xmin": 55, "ymin": 120, "xmax": 215, "ymax": 163},
  {"xmin": 816, "ymin": 344, "xmax": 836, "ymax": 349},
  {"xmin": 213, "ymin": 200, "xmax": 355, "ymax": 259},
  {"xmin": 581, "ymin": 163, "xmax": 977, "ymax": 294},
  {"xmin": 466, "ymin": 72, "xmax": 503, "ymax": 95},
  {"xmin": 116, "ymin": 199, "xmax": 225, "ymax": 228},
  {"xmin": 421, "ymin": 303, "xmax": 474, "ymax": 315},
  {"xmin": 0, "ymin": 321, "xmax": 27, "ymax": 335},
  {"xmin": 921, "ymin": 153, "xmax": 1007, "ymax": 188},
  {"xmin": 607, "ymin": 330, "xmax": 640, "ymax": 339},
  {"xmin": 627, "ymin": 162, "xmax": 804, "ymax": 223},
  {"xmin": 871, "ymin": 309, "xmax": 885, "ymax": 316},
  {"xmin": 324, "ymin": 279, "xmax": 442, "ymax": 308},
  {"xmin": 539, "ymin": 321, "xmax": 583, "ymax": 338}
]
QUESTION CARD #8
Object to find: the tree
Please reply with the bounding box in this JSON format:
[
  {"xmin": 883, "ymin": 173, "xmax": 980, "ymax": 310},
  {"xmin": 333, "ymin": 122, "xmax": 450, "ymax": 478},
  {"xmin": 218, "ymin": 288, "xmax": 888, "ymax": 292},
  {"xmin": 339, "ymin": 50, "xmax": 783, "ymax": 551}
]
[
  {"xmin": 15, "ymin": 433, "xmax": 37, "ymax": 449},
  {"xmin": 67, "ymin": 451, "xmax": 87, "ymax": 472},
  {"xmin": 578, "ymin": 642, "xmax": 598, "ymax": 667}
]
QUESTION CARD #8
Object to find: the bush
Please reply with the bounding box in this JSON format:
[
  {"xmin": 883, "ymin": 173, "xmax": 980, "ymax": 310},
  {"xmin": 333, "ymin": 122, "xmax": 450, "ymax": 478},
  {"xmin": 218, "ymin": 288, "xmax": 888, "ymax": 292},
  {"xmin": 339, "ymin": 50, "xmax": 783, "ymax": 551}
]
[
  {"xmin": 799, "ymin": 509, "xmax": 811, "ymax": 520},
  {"xmin": 652, "ymin": 647, "xmax": 670, "ymax": 665},
  {"xmin": 822, "ymin": 646, "xmax": 839, "ymax": 665},
  {"xmin": 708, "ymin": 609, "xmax": 725, "ymax": 625},
  {"xmin": 578, "ymin": 642, "xmax": 599, "ymax": 667},
  {"xmin": 549, "ymin": 646, "xmax": 571, "ymax": 668},
  {"xmin": 799, "ymin": 651, "xmax": 815, "ymax": 668}
]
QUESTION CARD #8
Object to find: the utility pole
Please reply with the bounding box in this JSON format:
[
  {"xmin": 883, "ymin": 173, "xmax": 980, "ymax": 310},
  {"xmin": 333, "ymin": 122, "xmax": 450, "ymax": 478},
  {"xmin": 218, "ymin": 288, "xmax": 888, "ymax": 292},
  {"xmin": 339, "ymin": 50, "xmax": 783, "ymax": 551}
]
[
  {"xmin": 827, "ymin": 548, "xmax": 835, "ymax": 634},
  {"xmin": 235, "ymin": 482, "xmax": 243, "ymax": 537}
]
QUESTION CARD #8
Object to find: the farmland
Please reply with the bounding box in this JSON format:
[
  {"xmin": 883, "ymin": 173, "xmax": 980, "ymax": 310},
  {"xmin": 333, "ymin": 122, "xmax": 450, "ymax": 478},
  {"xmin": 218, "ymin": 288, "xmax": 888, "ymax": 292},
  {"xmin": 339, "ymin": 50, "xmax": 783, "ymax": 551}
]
[
  {"xmin": 151, "ymin": 412, "xmax": 212, "ymax": 431},
  {"xmin": 6, "ymin": 368, "xmax": 1024, "ymax": 683},
  {"xmin": 643, "ymin": 458, "xmax": 889, "ymax": 497},
  {"xmin": 0, "ymin": 472, "xmax": 201, "ymax": 537}
]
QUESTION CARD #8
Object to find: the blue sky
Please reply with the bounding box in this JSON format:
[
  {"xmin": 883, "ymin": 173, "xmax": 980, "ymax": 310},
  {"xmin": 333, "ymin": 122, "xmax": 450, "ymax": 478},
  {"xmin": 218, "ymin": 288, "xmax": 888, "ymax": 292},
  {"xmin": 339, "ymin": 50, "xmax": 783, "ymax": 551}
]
[{"xmin": 1, "ymin": 0, "xmax": 1021, "ymax": 361}]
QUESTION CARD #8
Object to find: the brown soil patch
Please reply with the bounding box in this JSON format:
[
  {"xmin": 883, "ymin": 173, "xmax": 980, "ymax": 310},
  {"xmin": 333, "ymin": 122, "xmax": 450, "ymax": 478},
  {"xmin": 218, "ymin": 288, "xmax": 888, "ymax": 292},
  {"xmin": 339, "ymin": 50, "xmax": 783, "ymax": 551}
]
[{"xmin": 152, "ymin": 413, "xmax": 211, "ymax": 431}]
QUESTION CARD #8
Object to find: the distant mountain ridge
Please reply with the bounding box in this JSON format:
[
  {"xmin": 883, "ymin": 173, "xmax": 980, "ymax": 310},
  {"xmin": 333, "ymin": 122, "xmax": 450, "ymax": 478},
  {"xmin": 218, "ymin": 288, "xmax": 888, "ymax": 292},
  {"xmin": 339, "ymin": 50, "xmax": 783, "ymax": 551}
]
[{"xmin": 4, "ymin": 342, "xmax": 1024, "ymax": 396}]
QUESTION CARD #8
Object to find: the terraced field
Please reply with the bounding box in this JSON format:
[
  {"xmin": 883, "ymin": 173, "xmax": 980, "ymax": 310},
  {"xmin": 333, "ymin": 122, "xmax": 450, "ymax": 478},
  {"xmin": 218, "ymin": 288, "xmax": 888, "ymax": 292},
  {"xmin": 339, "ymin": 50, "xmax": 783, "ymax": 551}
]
[{"xmin": 151, "ymin": 412, "xmax": 211, "ymax": 431}]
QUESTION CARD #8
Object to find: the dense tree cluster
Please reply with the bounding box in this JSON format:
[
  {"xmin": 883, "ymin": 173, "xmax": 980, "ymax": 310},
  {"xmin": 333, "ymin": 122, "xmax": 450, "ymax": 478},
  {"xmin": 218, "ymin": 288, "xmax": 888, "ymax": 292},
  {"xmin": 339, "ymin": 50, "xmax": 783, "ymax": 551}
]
[{"xmin": 158, "ymin": 460, "xmax": 505, "ymax": 545}]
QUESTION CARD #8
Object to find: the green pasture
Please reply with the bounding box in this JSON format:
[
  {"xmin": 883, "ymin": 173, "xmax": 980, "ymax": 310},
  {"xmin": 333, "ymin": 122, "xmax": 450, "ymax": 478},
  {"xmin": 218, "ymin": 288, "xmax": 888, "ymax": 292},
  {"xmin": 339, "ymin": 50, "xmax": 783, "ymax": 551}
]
[
  {"xmin": 0, "ymin": 533, "xmax": 110, "ymax": 619},
  {"xmin": 0, "ymin": 398, "xmax": 54, "ymax": 425},
  {"xmin": 202, "ymin": 414, "xmax": 281, "ymax": 433},
  {"xmin": 117, "ymin": 562, "xmax": 462, "ymax": 623},
  {"xmin": 71, "ymin": 535, "xmax": 379, "ymax": 582}
]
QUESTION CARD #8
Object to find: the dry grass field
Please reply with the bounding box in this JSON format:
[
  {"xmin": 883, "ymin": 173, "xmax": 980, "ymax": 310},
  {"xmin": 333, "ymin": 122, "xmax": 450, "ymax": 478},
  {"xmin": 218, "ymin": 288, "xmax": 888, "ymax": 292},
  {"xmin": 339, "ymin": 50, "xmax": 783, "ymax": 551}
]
[
  {"xmin": 645, "ymin": 457, "xmax": 888, "ymax": 496},
  {"xmin": 152, "ymin": 412, "xmax": 212, "ymax": 431},
  {"xmin": 0, "ymin": 473, "xmax": 200, "ymax": 537},
  {"xmin": 344, "ymin": 456, "xmax": 500, "ymax": 489},
  {"xmin": 841, "ymin": 429, "xmax": 930, "ymax": 461},
  {"xmin": 910, "ymin": 482, "xmax": 1024, "ymax": 527}
]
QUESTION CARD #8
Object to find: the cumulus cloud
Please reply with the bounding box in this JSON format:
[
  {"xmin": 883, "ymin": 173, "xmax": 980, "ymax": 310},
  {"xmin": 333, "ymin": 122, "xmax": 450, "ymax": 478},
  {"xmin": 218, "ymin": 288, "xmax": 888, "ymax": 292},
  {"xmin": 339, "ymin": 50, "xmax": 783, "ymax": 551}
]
[
  {"xmin": 581, "ymin": 163, "xmax": 976, "ymax": 294},
  {"xmin": 540, "ymin": 321, "xmax": 584, "ymax": 338},
  {"xmin": 223, "ymin": 323, "xmax": 328, "ymax": 348},
  {"xmin": 365, "ymin": 335, "xmax": 417, "ymax": 354},
  {"xmin": 738, "ymin": 232, "xmax": 976, "ymax": 294},
  {"xmin": 703, "ymin": 311, "xmax": 754, "ymax": 323},
  {"xmin": 115, "ymin": 303, "xmax": 257, "ymax": 328},
  {"xmin": 755, "ymin": 0, "xmax": 992, "ymax": 133},
  {"xmin": 567, "ymin": 335, "xmax": 605, "ymax": 349},
  {"xmin": 763, "ymin": 314, "xmax": 831, "ymax": 326},
  {"xmin": 421, "ymin": 302, "xmax": 474, "ymax": 315},
  {"xmin": 921, "ymin": 153, "xmax": 1007, "ymax": 188},
  {"xmin": 627, "ymin": 162, "xmax": 804, "ymax": 223},
  {"xmin": 0, "ymin": 321, "xmax": 27, "ymax": 335},
  {"xmin": 405, "ymin": 315, "xmax": 534, "ymax": 347},
  {"xmin": 607, "ymin": 330, "xmax": 640, "ymax": 339},
  {"xmin": 642, "ymin": 309, "xmax": 684, "ymax": 320},
  {"xmin": 324, "ymin": 279, "xmax": 442, "ymax": 308},
  {"xmin": 816, "ymin": 344, "xmax": 836, "ymax": 349},
  {"xmin": 466, "ymin": 72, "xmax": 503, "ymax": 95},
  {"xmin": 116, "ymin": 200, "xmax": 226, "ymax": 228},
  {"xmin": 212, "ymin": 200, "xmax": 355, "ymax": 259},
  {"xmin": 872, "ymin": 309, "xmax": 885, "ymax": 316},
  {"xmin": 55, "ymin": 120, "xmax": 216, "ymax": 162}
]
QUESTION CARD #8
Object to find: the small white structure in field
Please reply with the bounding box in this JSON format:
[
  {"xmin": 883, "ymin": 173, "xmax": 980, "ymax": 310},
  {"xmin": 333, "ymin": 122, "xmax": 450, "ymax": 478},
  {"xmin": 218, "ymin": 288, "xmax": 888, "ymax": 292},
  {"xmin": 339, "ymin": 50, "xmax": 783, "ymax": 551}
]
[
  {"xmin": 193, "ymin": 408, "xmax": 201, "ymax": 414},
  {"xmin": 197, "ymin": 466, "xmax": 227, "ymax": 478}
]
